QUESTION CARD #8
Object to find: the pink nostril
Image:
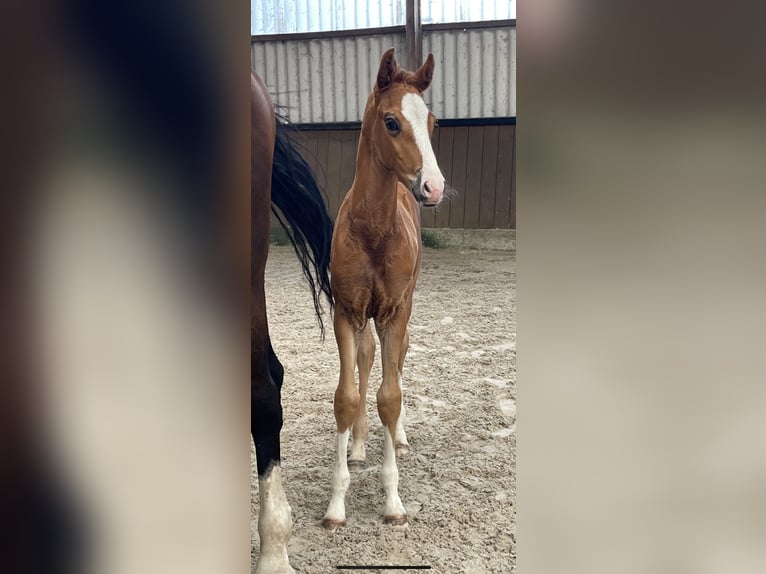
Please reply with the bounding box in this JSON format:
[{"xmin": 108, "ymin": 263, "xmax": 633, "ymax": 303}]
[{"xmin": 421, "ymin": 176, "xmax": 444, "ymax": 204}]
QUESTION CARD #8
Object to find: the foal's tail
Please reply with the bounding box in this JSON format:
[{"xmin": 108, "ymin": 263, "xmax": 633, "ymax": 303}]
[{"xmin": 271, "ymin": 116, "xmax": 334, "ymax": 337}]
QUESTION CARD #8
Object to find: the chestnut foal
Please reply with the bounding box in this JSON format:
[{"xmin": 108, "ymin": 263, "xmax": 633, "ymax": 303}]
[{"xmin": 322, "ymin": 48, "xmax": 445, "ymax": 528}]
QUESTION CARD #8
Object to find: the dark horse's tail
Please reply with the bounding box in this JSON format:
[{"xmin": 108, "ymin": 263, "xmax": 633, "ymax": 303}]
[{"xmin": 271, "ymin": 116, "xmax": 334, "ymax": 336}]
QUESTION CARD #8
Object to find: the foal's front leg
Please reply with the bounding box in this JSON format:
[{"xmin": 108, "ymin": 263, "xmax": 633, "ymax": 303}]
[
  {"xmin": 349, "ymin": 323, "xmax": 375, "ymax": 468},
  {"xmin": 321, "ymin": 311, "xmax": 361, "ymax": 529},
  {"xmin": 376, "ymin": 319, "xmax": 409, "ymax": 525}
]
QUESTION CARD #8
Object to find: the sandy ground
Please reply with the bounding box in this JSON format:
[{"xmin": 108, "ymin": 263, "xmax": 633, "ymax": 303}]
[{"xmin": 252, "ymin": 246, "xmax": 516, "ymax": 573}]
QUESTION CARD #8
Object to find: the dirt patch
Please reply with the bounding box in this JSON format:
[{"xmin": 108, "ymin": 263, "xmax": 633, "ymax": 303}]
[{"xmin": 253, "ymin": 246, "xmax": 516, "ymax": 573}]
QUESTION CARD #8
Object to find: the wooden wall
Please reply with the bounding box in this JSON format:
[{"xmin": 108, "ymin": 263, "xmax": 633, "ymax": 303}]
[{"xmin": 289, "ymin": 124, "xmax": 515, "ymax": 230}]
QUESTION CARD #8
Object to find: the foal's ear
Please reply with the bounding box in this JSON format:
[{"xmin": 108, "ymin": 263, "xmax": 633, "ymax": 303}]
[
  {"xmin": 410, "ymin": 53, "xmax": 435, "ymax": 92},
  {"xmin": 376, "ymin": 48, "xmax": 399, "ymax": 93}
]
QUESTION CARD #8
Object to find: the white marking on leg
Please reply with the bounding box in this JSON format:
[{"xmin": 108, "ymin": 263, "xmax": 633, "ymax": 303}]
[
  {"xmin": 323, "ymin": 430, "xmax": 351, "ymax": 524},
  {"xmin": 256, "ymin": 464, "xmax": 295, "ymax": 574},
  {"xmin": 381, "ymin": 427, "xmax": 407, "ymax": 520},
  {"xmin": 395, "ymin": 373, "xmax": 408, "ymax": 447}
]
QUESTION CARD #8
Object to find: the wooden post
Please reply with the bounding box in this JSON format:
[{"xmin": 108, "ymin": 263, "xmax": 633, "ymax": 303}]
[{"xmin": 405, "ymin": 0, "xmax": 422, "ymax": 69}]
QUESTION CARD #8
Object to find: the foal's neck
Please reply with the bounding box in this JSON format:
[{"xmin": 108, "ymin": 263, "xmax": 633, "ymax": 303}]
[{"xmin": 349, "ymin": 128, "xmax": 400, "ymax": 233}]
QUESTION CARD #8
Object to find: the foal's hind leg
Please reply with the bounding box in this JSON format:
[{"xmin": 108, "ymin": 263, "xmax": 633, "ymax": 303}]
[
  {"xmin": 349, "ymin": 324, "xmax": 375, "ymax": 468},
  {"xmin": 321, "ymin": 311, "xmax": 361, "ymax": 529},
  {"xmin": 395, "ymin": 328, "xmax": 410, "ymax": 456}
]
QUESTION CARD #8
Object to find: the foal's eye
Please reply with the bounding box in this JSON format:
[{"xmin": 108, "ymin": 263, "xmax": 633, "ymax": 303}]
[{"xmin": 384, "ymin": 116, "xmax": 400, "ymax": 134}]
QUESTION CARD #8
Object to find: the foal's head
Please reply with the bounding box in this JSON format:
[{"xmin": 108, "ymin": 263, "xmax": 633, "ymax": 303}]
[{"xmin": 365, "ymin": 48, "xmax": 445, "ymax": 206}]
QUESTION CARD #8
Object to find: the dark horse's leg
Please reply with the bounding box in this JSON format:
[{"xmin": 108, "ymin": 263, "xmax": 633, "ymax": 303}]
[
  {"xmin": 252, "ymin": 71, "xmax": 294, "ymax": 574},
  {"xmin": 252, "ymin": 338, "xmax": 294, "ymax": 574},
  {"xmin": 251, "ymin": 69, "xmax": 331, "ymax": 571},
  {"xmin": 252, "ymin": 343, "xmax": 285, "ymax": 475}
]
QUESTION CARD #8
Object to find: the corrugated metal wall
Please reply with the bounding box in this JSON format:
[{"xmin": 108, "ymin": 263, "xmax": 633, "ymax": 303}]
[
  {"xmin": 421, "ymin": 0, "xmax": 516, "ymax": 24},
  {"xmin": 252, "ymin": 0, "xmax": 405, "ymax": 35},
  {"xmin": 251, "ymin": 0, "xmax": 515, "ymax": 34},
  {"xmin": 423, "ymin": 26, "xmax": 515, "ymax": 118},
  {"xmin": 251, "ymin": 33, "xmax": 407, "ymax": 123},
  {"xmin": 251, "ymin": 23, "xmax": 515, "ymax": 122}
]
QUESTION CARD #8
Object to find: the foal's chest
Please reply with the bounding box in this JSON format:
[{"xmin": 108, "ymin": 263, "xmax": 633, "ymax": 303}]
[
  {"xmin": 365, "ymin": 237, "xmax": 420, "ymax": 310},
  {"xmin": 334, "ymin": 196, "xmax": 422, "ymax": 327}
]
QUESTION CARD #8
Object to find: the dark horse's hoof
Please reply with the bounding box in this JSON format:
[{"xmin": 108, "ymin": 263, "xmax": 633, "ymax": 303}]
[
  {"xmin": 320, "ymin": 518, "xmax": 346, "ymax": 530},
  {"xmin": 395, "ymin": 443, "xmax": 410, "ymax": 456}
]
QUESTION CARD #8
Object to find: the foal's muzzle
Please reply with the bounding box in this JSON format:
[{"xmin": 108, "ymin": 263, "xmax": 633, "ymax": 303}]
[{"xmin": 410, "ymin": 169, "xmax": 444, "ymax": 206}]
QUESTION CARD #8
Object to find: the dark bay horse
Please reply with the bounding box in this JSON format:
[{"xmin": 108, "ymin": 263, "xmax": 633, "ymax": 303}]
[
  {"xmin": 251, "ymin": 72, "xmax": 333, "ymax": 573},
  {"xmin": 322, "ymin": 48, "xmax": 446, "ymax": 528}
]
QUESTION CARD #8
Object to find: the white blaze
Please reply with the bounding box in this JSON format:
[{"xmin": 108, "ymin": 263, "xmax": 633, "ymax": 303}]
[{"xmin": 400, "ymin": 92, "xmax": 443, "ymax": 186}]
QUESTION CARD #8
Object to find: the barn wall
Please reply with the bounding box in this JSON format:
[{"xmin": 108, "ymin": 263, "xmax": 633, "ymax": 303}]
[
  {"xmin": 251, "ymin": 0, "xmax": 515, "ymax": 34},
  {"xmin": 254, "ymin": 20, "xmax": 515, "ymax": 230},
  {"xmin": 423, "ymin": 26, "xmax": 515, "ymax": 119},
  {"xmin": 251, "ymin": 31, "xmax": 407, "ymax": 124},
  {"xmin": 286, "ymin": 124, "xmax": 515, "ymax": 230},
  {"xmin": 252, "ymin": 22, "xmax": 515, "ymax": 122},
  {"xmin": 252, "ymin": 0, "xmax": 406, "ymax": 35}
]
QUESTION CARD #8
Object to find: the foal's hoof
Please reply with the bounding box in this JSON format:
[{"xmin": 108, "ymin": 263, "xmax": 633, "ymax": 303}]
[
  {"xmin": 395, "ymin": 443, "xmax": 410, "ymax": 456},
  {"xmin": 320, "ymin": 518, "xmax": 346, "ymax": 531},
  {"xmin": 347, "ymin": 459, "xmax": 366, "ymax": 470},
  {"xmin": 384, "ymin": 514, "xmax": 408, "ymax": 526}
]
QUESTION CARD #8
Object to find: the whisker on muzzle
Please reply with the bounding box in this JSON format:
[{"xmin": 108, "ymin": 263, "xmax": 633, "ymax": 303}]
[{"xmin": 432, "ymin": 183, "xmax": 458, "ymax": 213}]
